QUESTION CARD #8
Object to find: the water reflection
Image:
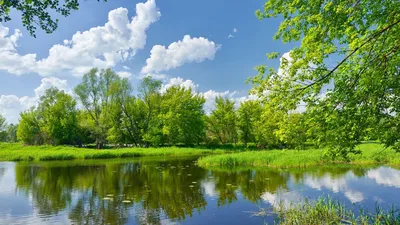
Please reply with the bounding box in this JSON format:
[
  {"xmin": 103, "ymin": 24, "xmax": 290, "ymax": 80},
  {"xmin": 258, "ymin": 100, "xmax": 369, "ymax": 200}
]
[{"xmin": 0, "ymin": 158, "xmax": 399, "ymax": 224}]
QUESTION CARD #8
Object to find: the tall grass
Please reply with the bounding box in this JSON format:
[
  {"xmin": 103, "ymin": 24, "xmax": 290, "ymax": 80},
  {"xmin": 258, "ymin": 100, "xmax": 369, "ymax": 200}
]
[
  {"xmin": 0, "ymin": 143, "xmax": 225, "ymax": 161},
  {"xmin": 198, "ymin": 143, "xmax": 400, "ymax": 168},
  {"xmin": 262, "ymin": 197, "xmax": 400, "ymax": 225}
]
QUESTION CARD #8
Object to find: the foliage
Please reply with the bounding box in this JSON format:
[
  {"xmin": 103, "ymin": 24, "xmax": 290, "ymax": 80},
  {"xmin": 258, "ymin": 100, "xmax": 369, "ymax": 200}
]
[
  {"xmin": 161, "ymin": 86, "xmax": 206, "ymax": 145},
  {"xmin": 38, "ymin": 87, "xmax": 78, "ymax": 145},
  {"xmin": 74, "ymin": 68, "xmax": 119, "ymax": 149},
  {"xmin": 251, "ymin": 0, "xmax": 400, "ymax": 158},
  {"xmin": 0, "ymin": 0, "xmax": 106, "ymax": 37},
  {"xmin": 206, "ymin": 97, "xmax": 238, "ymax": 144},
  {"xmin": 17, "ymin": 109, "xmax": 43, "ymax": 145},
  {"xmin": 237, "ymin": 100, "xmax": 263, "ymax": 146}
]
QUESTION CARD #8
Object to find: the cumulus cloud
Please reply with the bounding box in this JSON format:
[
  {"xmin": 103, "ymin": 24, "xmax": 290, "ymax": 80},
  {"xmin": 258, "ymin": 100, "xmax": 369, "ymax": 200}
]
[
  {"xmin": 141, "ymin": 35, "xmax": 220, "ymax": 74},
  {"xmin": 160, "ymin": 77, "xmax": 198, "ymax": 93},
  {"xmin": 0, "ymin": 77, "xmax": 71, "ymax": 124},
  {"xmin": 0, "ymin": 0, "xmax": 160, "ymax": 77},
  {"xmin": 228, "ymin": 34, "xmax": 234, "ymax": 38},
  {"xmin": 233, "ymin": 28, "xmax": 238, "ymax": 33}
]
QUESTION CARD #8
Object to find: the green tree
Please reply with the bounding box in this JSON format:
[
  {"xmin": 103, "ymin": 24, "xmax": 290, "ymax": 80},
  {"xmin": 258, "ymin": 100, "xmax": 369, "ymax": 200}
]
[
  {"xmin": 206, "ymin": 97, "xmax": 238, "ymax": 144},
  {"xmin": 38, "ymin": 87, "xmax": 78, "ymax": 145},
  {"xmin": 17, "ymin": 109, "xmax": 43, "ymax": 145},
  {"xmin": 107, "ymin": 77, "xmax": 145, "ymax": 146},
  {"xmin": 139, "ymin": 76, "xmax": 163, "ymax": 146},
  {"xmin": 161, "ymin": 86, "xmax": 206, "ymax": 145},
  {"xmin": 253, "ymin": 104, "xmax": 282, "ymax": 149},
  {"xmin": 276, "ymin": 113, "xmax": 308, "ymax": 149},
  {"xmin": 74, "ymin": 68, "xmax": 119, "ymax": 149},
  {"xmin": 237, "ymin": 100, "xmax": 263, "ymax": 146},
  {"xmin": 251, "ymin": 0, "xmax": 400, "ymax": 157},
  {"xmin": 0, "ymin": 0, "xmax": 106, "ymax": 37},
  {"xmin": 6, "ymin": 123, "xmax": 18, "ymax": 142},
  {"xmin": 0, "ymin": 114, "xmax": 6, "ymax": 142}
]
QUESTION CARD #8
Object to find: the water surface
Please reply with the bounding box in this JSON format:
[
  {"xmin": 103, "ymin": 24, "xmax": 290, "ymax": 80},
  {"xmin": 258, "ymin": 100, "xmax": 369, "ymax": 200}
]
[{"xmin": 0, "ymin": 157, "xmax": 399, "ymax": 224}]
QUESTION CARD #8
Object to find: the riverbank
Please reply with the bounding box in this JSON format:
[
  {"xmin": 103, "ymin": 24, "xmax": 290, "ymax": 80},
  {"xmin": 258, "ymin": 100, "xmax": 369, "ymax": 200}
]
[
  {"xmin": 198, "ymin": 143, "xmax": 400, "ymax": 168},
  {"xmin": 0, "ymin": 143, "xmax": 225, "ymax": 161}
]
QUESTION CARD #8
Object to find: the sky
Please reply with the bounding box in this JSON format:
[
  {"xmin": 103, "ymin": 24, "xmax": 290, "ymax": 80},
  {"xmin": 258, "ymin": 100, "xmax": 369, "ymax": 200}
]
[{"xmin": 0, "ymin": 0, "xmax": 296, "ymax": 124}]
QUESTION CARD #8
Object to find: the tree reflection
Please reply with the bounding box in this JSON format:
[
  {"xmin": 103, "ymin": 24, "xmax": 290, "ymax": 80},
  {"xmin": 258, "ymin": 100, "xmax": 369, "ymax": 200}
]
[
  {"xmin": 15, "ymin": 158, "xmax": 207, "ymax": 224},
  {"xmin": 13, "ymin": 159, "xmax": 372, "ymax": 224}
]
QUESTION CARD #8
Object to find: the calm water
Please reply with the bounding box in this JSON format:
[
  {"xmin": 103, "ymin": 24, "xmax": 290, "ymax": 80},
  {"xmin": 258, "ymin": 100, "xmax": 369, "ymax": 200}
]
[{"xmin": 0, "ymin": 157, "xmax": 400, "ymax": 225}]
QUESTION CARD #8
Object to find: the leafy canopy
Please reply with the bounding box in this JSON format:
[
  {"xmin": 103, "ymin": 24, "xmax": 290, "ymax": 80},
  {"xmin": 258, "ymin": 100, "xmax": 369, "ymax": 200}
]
[
  {"xmin": 251, "ymin": 0, "xmax": 400, "ymax": 157},
  {"xmin": 0, "ymin": 0, "xmax": 106, "ymax": 37}
]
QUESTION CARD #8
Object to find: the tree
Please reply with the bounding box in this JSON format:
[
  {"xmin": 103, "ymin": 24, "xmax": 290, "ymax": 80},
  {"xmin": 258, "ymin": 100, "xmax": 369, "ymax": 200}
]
[
  {"xmin": 161, "ymin": 86, "xmax": 206, "ymax": 145},
  {"xmin": 0, "ymin": 114, "xmax": 6, "ymax": 142},
  {"xmin": 0, "ymin": 0, "xmax": 106, "ymax": 37},
  {"xmin": 276, "ymin": 113, "xmax": 308, "ymax": 149},
  {"xmin": 139, "ymin": 77, "xmax": 163, "ymax": 146},
  {"xmin": 237, "ymin": 100, "xmax": 263, "ymax": 146},
  {"xmin": 253, "ymin": 104, "xmax": 282, "ymax": 149},
  {"xmin": 17, "ymin": 109, "xmax": 42, "ymax": 145},
  {"xmin": 6, "ymin": 123, "xmax": 18, "ymax": 142},
  {"xmin": 74, "ymin": 68, "xmax": 119, "ymax": 149},
  {"xmin": 107, "ymin": 77, "xmax": 145, "ymax": 146},
  {"xmin": 251, "ymin": 0, "xmax": 400, "ymax": 157},
  {"xmin": 206, "ymin": 97, "xmax": 238, "ymax": 144},
  {"xmin": 38, "ymin": 87, "xmax": 78, "ymax": 145}
]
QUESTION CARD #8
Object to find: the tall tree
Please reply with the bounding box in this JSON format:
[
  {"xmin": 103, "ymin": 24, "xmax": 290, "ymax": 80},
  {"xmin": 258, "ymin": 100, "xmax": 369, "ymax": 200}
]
[
  {"xmin": 6, "ymin": 124, "xmax": 18, "ymax": 143},
  {"xmin": 237, "ymin": 100, "xmax": 263, "ymax": 146},
  {"xmin": 251, "ymin": 0, "xmax": 400, "ymax": 157},
  {"xmin": 139, "ymin": 77, "xmax": 162, "ymax": 146},
  {"xmin": 38, "ymin": 87, "xmax": 78, "ymax": 145},
  {"xmin": 0, "ymin": 0, "xmax": 106, "ymax": 37},
  {"xmin": 17, "ymin": 109, "xmax": 42, "ymax": 145},
  {"xmin": 74, "ymin": 68, "xmax": 119, "ymax": 149},
  {"xmin": 107, "ymin": 77, "xmax": 145, "ymax": 146},
  {"xmin": 161, "ymin": 86, "xmax": 206, "ymax": 145},
  {"xmin": 0, "ymin": 114, "xmax": 6, "ymax": 142},
  {"xmin": 206, "ymin": 97, "xmax": 238, "ymax": 144}
]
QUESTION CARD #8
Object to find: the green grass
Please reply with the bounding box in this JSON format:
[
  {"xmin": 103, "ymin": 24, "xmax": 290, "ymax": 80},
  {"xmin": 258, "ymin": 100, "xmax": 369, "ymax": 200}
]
[
  {"xmin": 0, "ymin": 143, "xmax": 225, "ymax": 161},
  {"xmin": 198, "ymin": 143, "xmax": 400, "ymax": 168},
  {"xmin": 259, "ymin": 196, "xmax": 400, "ymax": 225}
]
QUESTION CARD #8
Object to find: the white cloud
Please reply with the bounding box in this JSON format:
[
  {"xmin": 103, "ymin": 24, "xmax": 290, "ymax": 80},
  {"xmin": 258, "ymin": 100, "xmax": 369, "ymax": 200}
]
[
  {"xmin": 140, "ymin": 73, "xmax": 167, "ymax": 80},
  {"xmin": 122, "ymin": 66, "xmax": 131, "ymax": 70},
  {"xmin": 116, "ymin": 71, "xmax": 132, "ymax": 78},
  {"xmin": 0, "ymin": 77, "xmax": 70, "ymax": 124},
  {"xmin": 0, "ymin": 0, "xmax": 161, "ymax": 77},
  {"xmin": 161, "ymin": 77, "xmax": 198, "ymax": 93},
  {"xmin": 233, "ymin": 28, "xmax": 238, "ymax": 33},
  {"xmin": 141, "ymin": 35, "xmax": 220, "ymax": 74},
  {"xmin": 228, "ymin": 34, "xmax": 234, "ymax": 38}
]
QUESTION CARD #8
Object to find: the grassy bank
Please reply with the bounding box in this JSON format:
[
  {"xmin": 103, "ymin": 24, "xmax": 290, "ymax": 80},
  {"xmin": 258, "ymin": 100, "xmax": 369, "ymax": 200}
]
[
  {"xmin": 261, "ymin": 197, "xmax": 400, "ymax": 225},
  {"xmin": 0, "ymin": 143, "xmax": 225, "ymax": 161},
  {"xmin": 198, "ymin": 143, "xmax": 400, "ymax": 168}
]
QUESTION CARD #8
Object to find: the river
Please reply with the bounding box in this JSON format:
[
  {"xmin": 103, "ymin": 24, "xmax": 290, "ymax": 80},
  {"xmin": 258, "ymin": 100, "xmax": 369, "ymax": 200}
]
[{"xmin": 0, "ymin": 156, "xmax": 399, "ymax": 224}]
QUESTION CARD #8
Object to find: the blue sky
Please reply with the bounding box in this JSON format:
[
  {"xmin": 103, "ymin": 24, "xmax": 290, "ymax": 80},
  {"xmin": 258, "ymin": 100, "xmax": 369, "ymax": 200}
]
[{"xmin": 0, "ymin": 0, "xmax": 295, "ymax": 123}]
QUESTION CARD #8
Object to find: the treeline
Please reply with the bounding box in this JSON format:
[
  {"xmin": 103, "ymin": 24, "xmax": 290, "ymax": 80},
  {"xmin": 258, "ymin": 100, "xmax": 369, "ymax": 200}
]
[{"xmin": 0, "ymin": 68, "xmax": 317, "ymax": 149}]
